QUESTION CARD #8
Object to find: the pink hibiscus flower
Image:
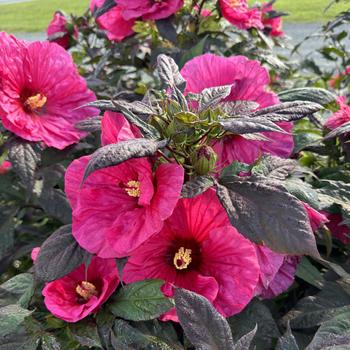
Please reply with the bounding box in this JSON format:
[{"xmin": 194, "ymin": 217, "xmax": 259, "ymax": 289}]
[
  {"xmin": 324, "ymin": 96, "xmax": 350, "ymax": 130},
  {"xmin": 181, "ymin": 53, "xmax": 294, "ymax": 168},
  {"xmin": 123, "ymin": 189, "xmax": 260, "ymax": 321},
  {"xmin": 323, "ymin": 212, "xmax": 350, "ymax": 245},
  {"xmin": 0, "ymin": 160, "xmax": 11, "ymax": 175},
  {"xmin": 261, "ymin": 2, "xmax": 284, "ymax": 37},
  {"xmin": 47, "ymin": 12, "xmax": 78, "ymax": 49},
  {"xmin": 303, "ymin": 203, "xmax": 329, "ymax": 231},
  {"xmin": 0, "ymin": 32, "xmax": 97, "ymax": 150},
  {"xmin": 90, "ymin": 0, "xmax": 135, "ymax": 42},
  {"xmin": 329, "ymin": 67, "xmax": 350, "ymax": 88},
  {"xmin": 42, "ymin": 256, "xmax": 119, "ymax": 322},
  {"xmin": 219, "ymin": 0, "xmax": 263, "ymax": 30},
  {"xmin": 65, "ymin": 112, "xmax": 184, "ymax": 258},
  {"xmin": 118, "ymin": 0, "xmax": 184, "ymax": 21}
]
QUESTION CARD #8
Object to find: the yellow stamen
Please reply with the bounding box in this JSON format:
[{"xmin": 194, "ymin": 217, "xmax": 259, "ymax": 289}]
[
  {"xmin": 24, "ymin": 93, "xmax": 47, "ymax": 111},
  {"xmin": 76, "ymin": 281, "xmax": 98, "ymax": 300},
  {"xmin": 173, "ymin": 247, "xmax": 192, "ymax": 270},
  {"xmin": 125, "ymin": 180, "xmax": 141, "ymax": 197},
  {"xmin": 229, "ymin": 0, "xmax": 240, "ymax": 8}
]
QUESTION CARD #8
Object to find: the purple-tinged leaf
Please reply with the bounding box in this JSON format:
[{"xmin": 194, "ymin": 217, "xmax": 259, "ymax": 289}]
[
  {"xmin": 82, "ymin": 139, "xmax": 168, "ymax": 182},
  {"xmin": 174, "ymin": 288, "xmax": 234, "ymax": 350},
  {"xmin": 181, "ymin": 176, "xmax": 213, "ymax": 198},
  {"xmin": 75, "ymin": 116, "xmax": 102, "ymax": 132}
]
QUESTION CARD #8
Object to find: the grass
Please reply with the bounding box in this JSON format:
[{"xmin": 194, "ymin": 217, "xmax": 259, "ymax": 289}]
[
  {"xmin": 0, "ymin": 0, "xmax": 89, "ymax": 33},
  {"xmin": 0, "ymin": 0, "xmax": 349, "ymax": 32}
]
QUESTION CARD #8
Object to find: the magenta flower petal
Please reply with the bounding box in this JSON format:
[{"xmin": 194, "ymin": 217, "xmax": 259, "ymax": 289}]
[
  {"xmin": 42, "ymin": 256, "xmax": 119, "ymax": 322},
  {"xmin": 123, "ymin": 189, "xmax": 260, "ymax": 319},
  {"xmin": 181, "ymin": 53, "xmax": 293, "ymax": 167},
  {"xmin": 118, "ymin": 0, "xmax": 184, "ymax": 21},
  {"xmin": 324, "ymin": 96, "xmax": 350, "ymax": 130},
  {"xmin": 219, "ymin": 0, "xmax": 263, "ymax": 30},
  {"xmin": 0, "ymin": 33, "xmax": 97, "ymax": 149}
]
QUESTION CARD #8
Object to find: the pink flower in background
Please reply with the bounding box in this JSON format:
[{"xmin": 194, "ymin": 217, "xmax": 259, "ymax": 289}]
[
  {"xmin": 101, "ymin": 111, "xmax": 141, "ymax": 145},
  {"xmin": 90, "ymin": 0, "xmax": 135, "ymax": 42},
  {"xmin": 194, "ymin": 5, "xmax": 211, "ymax": 17},
  {"xmin": 42, "ymin": 256, "xmax": 119, "ymax": 322},
  {"xmin": 219, "ymin": 0, "xmax": 263, "ymax": 30},
  {"xmin": 323, "ymin": 212, "xmax": 350, "ymax": 245},
  {"xmin": 0, "ymin": 32, "xmax": 97, "ymax": 150},
  {"xmin": 329, "ymin": 67, "xmax": 350, "ymax": 88},
  {"xmin": 181, "ymin": 53, "xmax": 294, "ymax": 168},
  {"xmin": 47, "ymin": 12, "xmax": 78, "ymax": 49},
  {"xmin": 0, "ymin": 160, "xmax": 11, "ymax": 175},
  {"xmin": 260, "ymin": 256, "xmax": 300, "ymax": 299},
  {"xmin": 123, "ymin": 190, "xmax": 260, "ymax": 321},
  {"xmin": 324, "ymin": 96, "xmax": 350, "ymax": 130},
  {"xmin": 65, "ymin": 112, "xmax": 184, "ymax": 258},
  {"xmin": 261, "ymin": 2, "xmax": 284, "ymax": 37},
  {"xmin": 118, "ymin": 0, "xmax": 184, "ymax": 21},
  {"xmin": 303, "ymin": 203, "xmax": 329, "ymax": 231}
]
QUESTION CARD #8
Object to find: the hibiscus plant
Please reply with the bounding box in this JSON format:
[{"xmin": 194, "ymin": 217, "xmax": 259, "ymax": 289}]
[{"xmin": 1, "ymin": 0, "xmax": 350, "ymax": 349}]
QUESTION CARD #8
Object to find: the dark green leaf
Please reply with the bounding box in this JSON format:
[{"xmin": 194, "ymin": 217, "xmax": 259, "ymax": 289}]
[
  {"xmin": 111, "ymin": 319, "xmax": 176, "ymax": 350},
  {"xmin": 82, "ymin": 139, "xmax": 167, "ymax": 182},
  {"xmin": 284, "ymin": 178, "xmax": 320, "ymax": 209},
  {"xmin": 234, "ymin": 326, "xmax": 257, "ymax": 350},
  {"xmin": 306, "ymin": 309, "xmax": 350, "ymax": 350},
  {"xmin": 220, "ymin": 161, "xmax": 251, "ymax": 183},
  {"xmin": 228, "ymin": 299, "xmax": 280, "ymax": 349},
  {"xmin": 179, "ymin": 36, "xmax": 207, "ymax": 68},
  {"xmin": 109, "ymin": 279, "xmax": 174, "ymax": 321},
  {"xmin": 276, "ymin": 323, "xmax": 299, "ymax": 350},
  {"xmin": 0, "ymin": 305, "xmax": 32, "ymax": 338},
  {"xmin": 38, "ymin": 186, "xmax": 72, "ymax": 224},
  {"xmin": 251, "ymin": 155, "xmax": 298, "ymax": 181},
  {"xmin": 8, "ymin": 139, "xmax": 40, "ymax": 193},
  {"xmin": 0, "ymin": 273, "xmax": 34, "ymax": 308},
  {"xmin": 35, "ymin": 225, "xmax": 91, "ymax": 282},
  {"xmin": 181, "ymin": 176, "xmax": 213, "ymax": 198},
  {"xmin": 75, "ymin": 116, "xmax": 102, "ymax": 132},
  {"xmin": 282, "ymin": 282, "xmax": 350, "ymax": 330},
  {"xmin": 295, "ymin": 257, "xmax": 324, "ymax": 289},
  {"xmin": 156, "ymin": 18, "xmax": 177, "ymax": 44},
  {"xmin": 174, "ymin": 288, "xmax": 234, "ymax": 350},
  {"xmin": 70, "ymin": 321, "xmax": 103, "ymax": 349},
  {"xmin": 215, "ymin": 180, "xmax": 319, "ymax": 257},
  {"xmin": 40, "ymin": 334, "xmax": 61, "ymax": 350},
  {"xmin": 278, "ymin": 88, "xmax": 336, "ymax": 106},
  {"xmin": 0, "ymin": 206, "xmax": 16, "ymax": 261}
]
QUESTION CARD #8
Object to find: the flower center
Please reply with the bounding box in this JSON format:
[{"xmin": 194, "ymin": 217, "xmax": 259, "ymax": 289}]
[
  {"xmin": 76, "ymin": 281, "xmax": 98, "ymax": 301},
  {"xmin": 124, "ymin": 180, "xmax": 141, "ymax": 197},
  {"xmin": 173, "ymin": 247, "xmax": 192, "ymax": 270},
  {"xmin": 229, "ymin": 0, "xmax": 240, "ymax": 8},
  {"xmin": 24, "ymin": 93, "xmax": 47, "ymax": 111}
]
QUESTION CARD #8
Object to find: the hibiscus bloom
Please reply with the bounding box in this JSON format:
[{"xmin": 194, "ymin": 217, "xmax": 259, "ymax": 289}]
[
  {"xmin": 219, "ymin": 0, "xmax": 263, "ymax": 30},
  {"xmin": 329, "ymin": 66, "xmax": 350, "ymax": 88},
  {"xmin": 47, "ymin": 12, "xmax": 78, "ymax": 49},
  {"xmin": 118, "ymin": 0, "xmax": 184, "ymax": 21},
  {"xmin": 324, "ymin": 96, "xmax": 350, "ymax": 131},
  {"xmin": 0, "ymin": 160, "xmax": 11, "ymax": 175},
  {"xmin": 0, "ymin": 32, "xmax": 97, "ymax": 150},
  {"xmin": 181, "ymin": 53, "xmax": 294, "ymax": 168},
  {"xmin": 65, "ymin": 112, "xmax": 184, "ymax": 258},
  {"xmin": 261, "ymin": 2, "xmax": 284, "ymax": 37},
  {"xmin": 323, "ymin": 212, "xmax": 350, "ymax": 245},
  {"xmin": 123, "ymin": 189, "xmax": 260, "ymax": 320},
  {"xmin": 42, "ymin": 256, "xmax": 119, "ymax": 322},
  {"xmin": 90, "ymin": 0, "xmax": 135, "ymax": 42},
  {"xmin": 303, "ymin": 203, "xmax": 329, "ymax": 231}
]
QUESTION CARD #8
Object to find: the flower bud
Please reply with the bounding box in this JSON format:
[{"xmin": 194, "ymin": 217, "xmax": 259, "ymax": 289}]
[{"xmin": 191, "ymin": 145, "xmax": 217, "ymax": 175}]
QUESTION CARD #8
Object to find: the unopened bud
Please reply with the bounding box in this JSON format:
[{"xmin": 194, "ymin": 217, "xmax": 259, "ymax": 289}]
[{"xmin": 191, "ymin": 145, "xmax": 217, "ymax": 175}]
